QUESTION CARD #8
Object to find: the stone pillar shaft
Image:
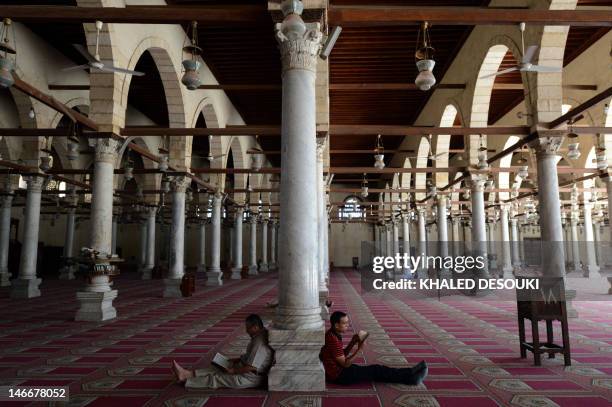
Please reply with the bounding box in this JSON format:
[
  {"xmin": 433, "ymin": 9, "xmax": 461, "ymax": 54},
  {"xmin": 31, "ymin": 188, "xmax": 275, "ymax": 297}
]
[
  {"xmin": 231, "ymin": 208, "xmax": 243, "ymax": 279},
  {"xmin": 582, "ymin": 203, "xmax": 599, "ymax": 276},
  {"xmin": 261, "ymin": 219, "xmax": 269, "ymax": 272},
  {"xmin": 143, "ymin": 207, "xmax": 156, "ymax": 278},
  {"xmin": 0, "ymin": 193, "xmax": 13, "ymax": 286},
  {"xmin": 197, "ymin": 221, "xmax": 207, "ymax": 273},
  {"xmin": 76, "ymin": 139, "xmax": 118, "ymax": 321},
  {"xmin": 206, "ymin": 192, "xmax": 223, "ymax": 286},
  {"xmin": 248, "ymin": 217, "xmax": 258, "ymax": 274},
  {"xmin": 11, "ymin": 176, "xmax": 44, "ymax": 298},
  {"xmin": 268, "ymin": 2, "xmax": 325, "ymax": 391},
  {"xmin": 164, "ymin": 177, "xmax": 188, "ymax": 297}
]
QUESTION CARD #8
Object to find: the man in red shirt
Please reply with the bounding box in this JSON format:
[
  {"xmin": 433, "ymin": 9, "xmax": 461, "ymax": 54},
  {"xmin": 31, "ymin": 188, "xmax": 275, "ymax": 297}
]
[{"xmin": 320, "ymin": 311, "xmax": 428, "ymax": 385}]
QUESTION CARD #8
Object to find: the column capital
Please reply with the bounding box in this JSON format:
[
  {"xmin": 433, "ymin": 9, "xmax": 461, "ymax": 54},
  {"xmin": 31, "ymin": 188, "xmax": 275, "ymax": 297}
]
[
  {"xmin": 170, "ymin": 176, "xmax": 190, "ymax": 193},
  {"xmin": 93, "ymin": 138, "xmax": 120, "ymax": 164},
  {"xmin": 25, "ymin": 175, "xmax": 45, "ymax": 192},
  {"xmin": 469, "ymin": 174, "xmax": 487, "ymax": 191},
  {"xmin": 275, "ymin": 6, "xmax": 322, "ymax": 73},
  {"xmin": 528, "ymin": 136, "xmax": 563, "ymax": 157}
]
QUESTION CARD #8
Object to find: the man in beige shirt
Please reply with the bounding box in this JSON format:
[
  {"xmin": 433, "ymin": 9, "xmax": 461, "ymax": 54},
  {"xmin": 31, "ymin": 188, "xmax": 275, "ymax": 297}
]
[{"xmin": 172, "ymin": 314, "xmax": 274, "ymax": 389}]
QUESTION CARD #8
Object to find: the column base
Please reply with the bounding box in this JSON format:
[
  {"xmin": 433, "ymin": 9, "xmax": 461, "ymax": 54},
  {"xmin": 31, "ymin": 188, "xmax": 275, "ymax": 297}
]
[
  {"xmin": 140, "ymin": 267, "xmax": 153, "ymax": 280},
  {"xmin": 10, "ymin": 278, "xmax": 41, "ymax": 299},
  {"xmin": 267, "ymin": 327, "xmax": 325, "ymax": 391},
  {"xmin": 0, "ymin": 270, "xmax": 11, "ymax": 286},
  {"xmin": 248, "ymin": 265, "xmax": 258, "ymax": 276},
  {"xmin": 608, "ymin": 276, "xmax": 612, "ymax": 294},
  {"xmin": 163, "ymin": 278, "xmax": 183, "ymax": 298},
  {"xmin": 230, "ymin": 266, "xmax": 242, "ymax": 280},
  {"xmin": 582, "ymin": 264, "xmax": 600, "ymax": 279},
  {"xmin": 75, "ymin": 290, "xmax": 117, "ymax": 321},
  {"xmin": 206, "ymin": 268, "xmax": 223, "ymax": 286},
  {"xmin": 269, "ymin": 262, "xmax": 277, "ymax": 271},
  {"xmin": 59, "ymin": 266, "xmax": 76, "ymax": 280},
  {"xmin": 260, "ymin": 263, "xmax": 269, "ymax": 273}
]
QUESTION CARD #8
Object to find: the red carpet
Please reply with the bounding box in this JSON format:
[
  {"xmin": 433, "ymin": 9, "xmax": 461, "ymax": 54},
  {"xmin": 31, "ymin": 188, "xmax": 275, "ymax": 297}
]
[{"xmin": 0, "ymin": 269, "xmax": 610, "ymax": 406}]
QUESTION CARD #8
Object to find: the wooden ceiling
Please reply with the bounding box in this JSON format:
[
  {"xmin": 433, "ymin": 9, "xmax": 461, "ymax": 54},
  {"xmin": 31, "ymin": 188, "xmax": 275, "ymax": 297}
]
[{"xmin": 3, "ymin": 0, "xmax": 610, "ymax": 187}]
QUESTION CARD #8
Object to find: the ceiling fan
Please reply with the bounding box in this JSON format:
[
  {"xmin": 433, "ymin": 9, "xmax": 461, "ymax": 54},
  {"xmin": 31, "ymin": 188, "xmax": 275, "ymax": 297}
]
[
  {"xmin": 479, "ymin": 22, "xmax": 561, "ymax": 79},
  {"xmin": 194, "ymin": 135, "xmax": 227, "ymax": 162},
  {"xmin": 62, "ymin": 21, "xmax": 145, "ymax": 76},
  {"xmin": 406, "ymin": 134, "xmax": 448, "ymax": 161}
]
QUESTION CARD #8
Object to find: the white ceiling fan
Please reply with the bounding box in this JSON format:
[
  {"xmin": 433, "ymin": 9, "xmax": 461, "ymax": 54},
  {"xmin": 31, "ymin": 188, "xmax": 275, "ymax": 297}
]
[
  {"xmin": 62, "ymin": 20, "xmax": 144, "ymax": 76},
  {"xmin": 406, "ymin": 134, "xmax": 448, "ymax": 161},
  {"xmin": 479, "ymin": 22, "xmax": 561, "ymax": 79}
]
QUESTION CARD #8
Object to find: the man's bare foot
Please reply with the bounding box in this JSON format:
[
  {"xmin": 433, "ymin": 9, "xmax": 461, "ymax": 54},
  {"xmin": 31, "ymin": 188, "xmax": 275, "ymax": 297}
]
[{"xmin": 172, "ymin": 360, "xmax": 194, "ymax": 382}]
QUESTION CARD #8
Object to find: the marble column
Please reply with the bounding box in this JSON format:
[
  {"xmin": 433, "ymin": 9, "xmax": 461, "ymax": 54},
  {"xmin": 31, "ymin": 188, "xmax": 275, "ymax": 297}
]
[
  {"xmin": 76, "ymin": 139, "xmax": 119, "ymax": 321},
  {"xmin": 229, "ymin": 225, "xmax": 234, "ymax": 270},
  {"xmin": 260, "ymin": 219, "xmax": 269, "ymax": 272},
  {"xmin": 436, "ymin": 196, "xmax": 449, "ymax": 277},
  {"xmin": 392, "ymin": 220, "xmax": 400, "ymax": 273},
  {"xmin": 563, "ymin": 217, "xmax": 573, "ymax": 267},
  {"xmin": 248, "ymin": 216, "xmax": 258, "ymax": 275},
  {"xmin": 206, "ymin": 192, "xmax": 223, "ymax": 286},
  {"xmin": 0, "ymin": 191, "xmax": 13, "ymax": 286},
  {"xmin": 316, "ymin": 139, "xmax": 327, "ymax": 301},
  {"xmin": 163, "ymin": 177, "xmax": 189, "ymax": 297},
  {"xmin": 11, "ymin": 175, "xmax": 44, "ymax": 299},
  {"xmin": 570, "ymin": 215, "xmax": 581, "ymax": 273},
  {"xmin": 582, "ymin": 202, "xmax": 600, "ymax": 278},
  {"xmin": 379, "ymin": 224, "xmax": 386, "ymax": 257},
  {"xmin": 451, "ymin": 216, "xmax": 461, "ymax": 258},
  {"xmin": 197, "ymin": 220, "xmax": 207, "ymax": 273},
  {"xmin": 500, "ymin": 204, "xmax": 513, "ymax": 277},
  {"xmin": 606, "ymin": 177, "xmax": 612, "ymax": 268},
  {"xmin": 142, "ymin": 206, "xmax": 156, "ymax": 279},
  {"xmin": 111, "ymin": 215, "xmax": 118, "ymax": 256},
  {"xmin": 417, "ymin": 208, "xmax": 427, "ymax": 277},
  {"xmin": 530, "ymin": 137, "xmax": 565, "ymax": 278},
  {"xmin": 487, "ymin": 221, "xmax": 498, "ymax": 272},
  {"xmin": 137, "ymin": 217, "xmax": 147, "ymax": 272},
  {"xmin": 385, "ymin": 223, "xmax": 393, "ymax": 258},
  {"xmin": 510, "ymin": 218, "xmax": 521, "ymax": 270},
  {"xmin": 268, "ymin": 1, "xmax": 325, "ymax": 390},
  {"xmin": 518, "ymin": 224, "xmax": 526, "ymax": 265},
  {"xmin": 59, "ymin": 207, "xmax": 77, "ymax": 280},
  {"xmin": 470, "ymin": 175, "xmax": 489, "ymax": 277},
  {"xmin": 593, "ymin": 220, "xmax": 602, "ymax": 268},
  {"xmin": 402, "ymin": 214, "xmax": 410, "ymax": 254},
  {"xmin": 269, "ymin": 220, "xmax": 277, "ymax": 270},
  {"xmin": 231, "ymin": 208, "xmax": 243, "ymax": 279}
]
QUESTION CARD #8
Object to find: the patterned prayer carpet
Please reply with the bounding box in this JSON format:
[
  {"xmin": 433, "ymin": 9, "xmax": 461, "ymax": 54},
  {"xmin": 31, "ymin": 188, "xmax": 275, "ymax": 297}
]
[{"xmin": 0, "ymin": 269, "xmax": 610, "ymax": 407}]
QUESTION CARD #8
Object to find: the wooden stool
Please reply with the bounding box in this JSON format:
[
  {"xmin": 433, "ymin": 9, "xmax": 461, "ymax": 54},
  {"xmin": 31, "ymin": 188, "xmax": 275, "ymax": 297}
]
[{"xmin": 516, "ymin": 277, "xmax": 571, "ymax": 366}]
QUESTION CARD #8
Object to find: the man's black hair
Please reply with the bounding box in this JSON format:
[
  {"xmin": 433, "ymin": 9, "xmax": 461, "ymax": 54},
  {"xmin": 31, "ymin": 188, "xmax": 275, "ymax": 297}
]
[
  {"xmin": 330, "ymin": 311, "xmax": 347, "ymax": 327},
  {"xmin": 245, "ymin": 314, "xmax": 264, "ymax": 329}
]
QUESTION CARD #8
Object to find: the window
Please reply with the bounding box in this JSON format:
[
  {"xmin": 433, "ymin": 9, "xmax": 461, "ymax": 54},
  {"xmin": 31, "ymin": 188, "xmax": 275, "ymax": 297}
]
[{"xmin": 339, "ymin": 196, "xmax": 365, "ymax": 219}]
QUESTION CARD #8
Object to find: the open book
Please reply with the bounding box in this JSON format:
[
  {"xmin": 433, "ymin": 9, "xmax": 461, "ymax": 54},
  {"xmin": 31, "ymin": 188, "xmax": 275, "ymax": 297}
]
[
  {"xmin": 357, "ymin": 330, "xmax": 369, "ymax": 342},
  {"xmin": 211, "ymin": 353, "xmax": 232, "ymax": 371}
]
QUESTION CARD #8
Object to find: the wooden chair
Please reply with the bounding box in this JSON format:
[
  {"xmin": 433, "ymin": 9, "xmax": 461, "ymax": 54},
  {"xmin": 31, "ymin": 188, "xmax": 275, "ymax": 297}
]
[{"xmin": 516, "ymin": 277, "xmax": 571, "ymax": 366}]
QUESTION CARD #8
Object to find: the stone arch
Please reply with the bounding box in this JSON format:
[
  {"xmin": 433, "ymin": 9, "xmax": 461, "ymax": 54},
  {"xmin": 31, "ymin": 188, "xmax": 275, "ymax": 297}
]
[
  {"xmin": 49, "ymin": 98, "xmax": 90, "ymax": 129},
  {"xmin": 400, "ymin": 157, "xmax": 412, "ymax": 211},
  {"xmin": 525, "ymin": 0, "xmax": 578, "ymax": 124},
  {"xmin": 497, "ymin": 135, "xmax": 521, "ymax": 201},
  {"xmin": 414, "ymin": 136, "xmax": 430, "ymax": 201},
  {"xmin": 468, "ymin": 35, "xmax": 523, "ymax": 166},
  {"xmin": 229, "ymin": 136, "xmax": 248, "ymax": 204},
  {"xmin": 122, "ymin": 38, "xmax": 188, "ymax": 169},
  {"xmin": 192, "ymin": 101, "xmax": 225, "ymax": 191},
  {"xmin": 435, "ymin": 103, "xmax": 459, "ymax": 187}
]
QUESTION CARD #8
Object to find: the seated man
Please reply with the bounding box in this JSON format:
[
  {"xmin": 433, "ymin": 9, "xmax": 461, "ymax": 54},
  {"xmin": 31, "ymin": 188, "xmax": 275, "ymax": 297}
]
[
  {"xmin": 172, "ymin": 314, "xmax": 273, "ymax": 389},
  {"xmin": 320, "ymin": 311, "xmax": 428, "ymax": 385}
]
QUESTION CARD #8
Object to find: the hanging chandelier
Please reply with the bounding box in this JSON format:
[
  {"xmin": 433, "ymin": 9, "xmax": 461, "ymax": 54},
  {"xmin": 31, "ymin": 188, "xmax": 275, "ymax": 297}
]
[
  {"xmin": 414, "ymin": 22, "xmax": 436, "ymax": 91},
  {"xmin": 373, "ymin": 134, "xmax": 385, "ymax": 169},
  {"xmin": 360, "ymin": 173, "xmax": 369, "ymax": 198},
  {"xmin": 181, "ymin": 21, "xmax": 203, "ymax": 91}
]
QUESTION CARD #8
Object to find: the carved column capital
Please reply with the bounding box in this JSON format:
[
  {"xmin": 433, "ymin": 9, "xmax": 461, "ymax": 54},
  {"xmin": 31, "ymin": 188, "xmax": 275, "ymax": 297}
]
[
  {"xmin": 275, "ymin": 5, "xmax": 322, "ymax": 74},
  {"xmin": 25, "ymin": 175, "xmax": 45, "ymax": 192},
  {"xmin": 171, "ymin": 176, "xmax": 190, "ymax": 193},
  {"xmin": 93, "ymin": 138, "xmax": 120, "ymax": 164},
  {"xmin": 529, "ymin": 136, "xmax": 563, "ymax": 157}
]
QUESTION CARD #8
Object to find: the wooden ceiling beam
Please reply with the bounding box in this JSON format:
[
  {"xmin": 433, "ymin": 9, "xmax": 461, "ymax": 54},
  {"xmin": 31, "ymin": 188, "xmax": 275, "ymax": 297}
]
[
  {"xmin": 548, "ymin": 86, "xmax": 612, "ymax": 129},
  {"xmin": 12, "ymin": 76, "xmax": 98, "ymax": 131},
  {"xmin": 328, "ymin": 6, "xmax": 612, "ymax": 27},
  {"xmin": 1, "ymin": 5, "xmax": 269, "ymax": 24}
]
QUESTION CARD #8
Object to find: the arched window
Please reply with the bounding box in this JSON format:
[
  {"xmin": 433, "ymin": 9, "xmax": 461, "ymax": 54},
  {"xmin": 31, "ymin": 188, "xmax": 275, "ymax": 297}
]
[{"xmin": 339, "ymin": 196, "xmax": 364, "ymax": 219}]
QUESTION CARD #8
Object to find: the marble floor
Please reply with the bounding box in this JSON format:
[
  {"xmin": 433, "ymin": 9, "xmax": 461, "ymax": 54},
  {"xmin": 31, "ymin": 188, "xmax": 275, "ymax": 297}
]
[{"xmin": 0, "ymin": 269, "xmax": 610, "ymax": 407}]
